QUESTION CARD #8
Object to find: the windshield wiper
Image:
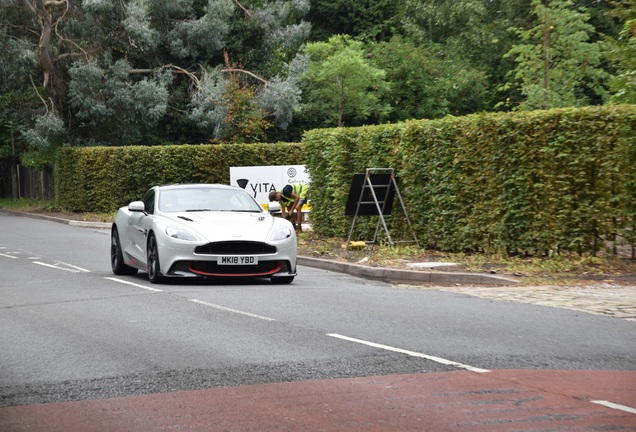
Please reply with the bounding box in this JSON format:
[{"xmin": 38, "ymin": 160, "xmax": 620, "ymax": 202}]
[{"xmin": 185, "ymin": 209, "xmax": 212, "ymax": 212}]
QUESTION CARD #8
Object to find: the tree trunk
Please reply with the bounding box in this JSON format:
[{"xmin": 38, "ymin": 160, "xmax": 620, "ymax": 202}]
[{"xmin": 38, "ymin": 1, "xmax": 56, "ymax": 89}]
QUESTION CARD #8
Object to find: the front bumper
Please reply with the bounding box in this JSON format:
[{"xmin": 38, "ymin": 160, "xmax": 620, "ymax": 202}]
[{"xmin": 158, "ymin": 239, "xmax": 297, "ymax": 279}]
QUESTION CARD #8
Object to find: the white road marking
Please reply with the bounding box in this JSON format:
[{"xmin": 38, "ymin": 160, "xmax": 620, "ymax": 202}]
[
  {"xmin": 327, "ymin": 333, "xmax": 491, "ymax": 373},
  {"xmin": 33, "ymin": 261, "xmax": 90, "ymax": 273},
  {"xmin": 591, "ymin": 400, "xmax": 636, "ymax": 414},
  {"xmin": 0, "ymin": 253, "xmax": 18, "ymax": 259},
  {"xmin": 189, "ymin": 299, "xmax": 277, "ymax": 321},
  {"xmin": 34, "ymin": 261, "xmax": 81, "ymax": 272},
  {"xmin": 105, "ymin": 277, "xmax": 163, "ymax": 292},
  {"xmin": 55, "ymin": 261, "xmax": 90, "ymax": 272}
]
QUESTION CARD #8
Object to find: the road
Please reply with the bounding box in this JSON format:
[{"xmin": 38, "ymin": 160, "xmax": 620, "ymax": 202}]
[{"xmin": 0, "ymin": 213, "xmax": 635, "ymax": 431}]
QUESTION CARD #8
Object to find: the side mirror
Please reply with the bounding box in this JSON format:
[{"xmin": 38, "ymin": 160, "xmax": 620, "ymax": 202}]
[
  {"xmin": 268, "ymin": 201, "xmax": 281, "ymax": 214},
  {"xmin": 128, "ymin": 201, "xmax": 145, "ymax": 212}
]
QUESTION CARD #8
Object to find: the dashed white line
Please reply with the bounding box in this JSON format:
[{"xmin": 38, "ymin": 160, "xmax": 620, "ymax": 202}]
[
  {"xmin": 32, "ymin": 261, "xmax": 90, "ymax": 273},
  {"xmin": 327, "ymin": 333, "xmax": 491, "ymax": 373},
  {"xmin": 189, "ymin": 299, "xmax": 277, "ymax": 321},
  {"xmin": 33, "ymin": 261, "xmax": 81, "ymax": 272},
  {"xmin": 105, "ymin": 277, "xmax": 163, "ymax": 292},
  {"xmin": 591, "ymin": 400, "xmax": 636, "ymax": 414},
  {"xmin": 55, "ymin": 261, "xmax": 90, "ymax": 272},
  {"xmin": 0, "ymin": 253, "xmax": 18, "ymax": 259}
]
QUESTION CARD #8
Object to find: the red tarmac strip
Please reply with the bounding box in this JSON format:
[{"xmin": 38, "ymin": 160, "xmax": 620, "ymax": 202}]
[{"xmin": 1, "ymin": 370, "xmax": 635, "ymax": 431}]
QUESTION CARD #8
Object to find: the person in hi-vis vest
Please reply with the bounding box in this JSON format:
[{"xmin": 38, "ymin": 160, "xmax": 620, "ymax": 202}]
[{"xmin": 269, "ymin": 183, "xmax": 309, "ymax": 232}]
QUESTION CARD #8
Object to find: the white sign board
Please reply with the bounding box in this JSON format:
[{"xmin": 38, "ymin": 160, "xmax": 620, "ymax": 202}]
[{"xmin": 230, "ymin": 165, "xmax": 310, "ymax": 208}]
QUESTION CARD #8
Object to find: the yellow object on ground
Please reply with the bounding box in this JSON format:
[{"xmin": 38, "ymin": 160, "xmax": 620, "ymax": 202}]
[{"xmin": 344, "ymin": 241, "xmax": 367, "ymax": 250}]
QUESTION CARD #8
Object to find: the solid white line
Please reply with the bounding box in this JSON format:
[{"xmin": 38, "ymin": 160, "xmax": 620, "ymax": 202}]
[
  {"xmin": 0, "ymin": 253, "xmax": 18, "ymax": 259},
  {"xmin": 34, "ymin": 261, "xmax": 80, "ymax": 272},
  {"xmin": 327, "ymin": 333, "xmax": 491, "ymax": 374},
  {"xmin": 189, "ymin": 299, "xmax": 277, "ymax": 321},
  {"xmin": 105, "ymin": 277, "xmax": 163, "ymax": 292},
  {"xmin": 591, "ymin": 400, "xmax": 636, "ymax": 414}
]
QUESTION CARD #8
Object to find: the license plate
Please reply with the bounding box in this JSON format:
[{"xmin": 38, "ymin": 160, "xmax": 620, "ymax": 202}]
[{"xmin": 217, "ymin": 256, "xmax": 258, "ymax": 265}]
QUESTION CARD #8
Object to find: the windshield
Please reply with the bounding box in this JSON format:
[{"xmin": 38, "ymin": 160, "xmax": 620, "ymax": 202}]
[{"xmin": 158, "ymin": 187, "xmax": 263, "ymax": 213}]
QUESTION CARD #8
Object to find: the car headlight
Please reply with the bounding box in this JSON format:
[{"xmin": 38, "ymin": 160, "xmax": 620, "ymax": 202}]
[
  {"xmin": 271, "ymin": 224, "xmax": 293, "ymax": 241},
  {"xmin": 165, "ymin": 224, "xmax": 200, "ymax": 241}
]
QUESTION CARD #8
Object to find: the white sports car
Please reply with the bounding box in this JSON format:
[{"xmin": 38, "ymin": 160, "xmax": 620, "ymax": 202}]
[{"xmin": 111, "ymin": 184, "xmax": 297, "ymax": 284}]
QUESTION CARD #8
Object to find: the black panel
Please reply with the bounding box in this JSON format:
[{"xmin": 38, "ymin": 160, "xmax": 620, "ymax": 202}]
[
  {"xmin": 195, "ymin": 241, "xmax": 277, "ymax": 255},
  {"xmin": 345, "ymin": 174, "xmax": 396, "ymax": 216}
]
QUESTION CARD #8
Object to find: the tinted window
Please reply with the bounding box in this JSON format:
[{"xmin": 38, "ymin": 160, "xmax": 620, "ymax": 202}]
[{"xmin": 142, "ymin": 190, "xmax": 155, "ymax": 214}]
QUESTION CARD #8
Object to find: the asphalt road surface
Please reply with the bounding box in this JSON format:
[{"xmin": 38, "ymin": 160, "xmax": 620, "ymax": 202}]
[{"xmin": 1, "ymin": 213, "xmax": 635, "ymax": 431}]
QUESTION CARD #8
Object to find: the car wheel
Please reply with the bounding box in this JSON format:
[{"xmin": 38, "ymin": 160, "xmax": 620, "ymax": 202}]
[
  {"xmin": 111, "ymin": 226, "xmax": 138, "ymax": 275},
  {"xmin": 271, "ymin": 276, "xmax": 294, "ymax": 284},
  {"xmin": 147, "ymin": 233, "xmax": 164, "ymax": 284}
]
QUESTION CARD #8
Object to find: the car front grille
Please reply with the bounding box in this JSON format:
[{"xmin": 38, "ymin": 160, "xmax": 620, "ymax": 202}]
[
  {"xmin": 189, "ymin": 260, "xmax": 280, "ymax": 276},
  {"xmin": 194, "ymin": 241, "xmax": 277, "ymax": 255}
]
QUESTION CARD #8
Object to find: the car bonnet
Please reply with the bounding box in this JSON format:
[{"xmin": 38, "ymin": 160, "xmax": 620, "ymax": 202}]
[{"xmin": 164, "ymin": 211, "xmax": 281, "ymax": 242}]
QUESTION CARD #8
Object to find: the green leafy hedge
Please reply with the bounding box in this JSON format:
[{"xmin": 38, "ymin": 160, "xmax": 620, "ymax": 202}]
[
  {"xmin": 55, "ymin": 143, "xmax": 305, "ymax": 213},
  {"xmin": 304, "ymin": 105, "xmax": 636, "ymax": 255},
  {"xmin": 56, "ymin": 105, "xmax": 636, "ymax": 255}
]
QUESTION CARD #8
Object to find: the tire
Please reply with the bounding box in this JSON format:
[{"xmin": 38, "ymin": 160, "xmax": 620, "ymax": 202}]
[
  {"xmin": 111, "ymin": 226, "xmax": 138, "ymax": 276},
  {"xmin": 271, "ymin": 276, "xmax": 294, "ymax": 284},
  {"xmin": 146, "ymin": 233, "xmax": 164, "ymax": 284}
]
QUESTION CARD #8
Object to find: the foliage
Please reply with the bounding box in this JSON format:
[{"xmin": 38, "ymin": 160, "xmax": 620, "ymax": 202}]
[
  {"xmin": 0, "ymin": 21, "xmax": 50, "ymax": 168},
  {"xmin": 0, "ymin": 0, "xmax": 311, "ymax": 155},
  {"xmin": 188, "ymin": 68, "xmax": 229, "ymax": 137},
  {"xmin": 299, "ymin": 35, "xmax": 390, "ymax": 127},
  {"xmin": 502, "ymin": 0, "xmax": 608, "ymax": 110},
  {"xmin": 369, "ymin": 36, "xmax": 490, "ymax": 120},
  {"xmin": 20, "ymin": 113, "xmax": 65, "ymax": 168},
  {"xmin": 604, "ymin": 0, "xmax": 636, "ymax": 104},
  {"xmin": 304, "ymin": 105, "xmax": 636, "ymax": 256},
  {"xmin": 54, "ymin": 141, "xmax": 305, "ymax": 212},
  {"xmin": 3, "ymin": 0, "xmax": 636, "ymax": 205},
  {"xmin": 218, "ymin": 74, "xmax": 272, "ymax": 143},
  {"xmin": 400, "ymin": 0, "xmax": 529, "ymax": 109},
  {"xmin": 52, "ymin": 104, "xmax": 636, "ymax": 256},
  {"xmin": 402, "ymin": 0, "xmax": 491, "ymax": 47},
  {"xmin": 68, "ymin": 59, "xmax": 172, "ymax": 146},
  {"xmin": 307, "ymin": 0, "xmax": 402, "ymax": 41}
]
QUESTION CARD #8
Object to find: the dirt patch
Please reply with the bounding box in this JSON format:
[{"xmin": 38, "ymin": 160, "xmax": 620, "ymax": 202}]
[{"xmin": 297, "ymin": 232, "xmax": 636, "ymax": 287}]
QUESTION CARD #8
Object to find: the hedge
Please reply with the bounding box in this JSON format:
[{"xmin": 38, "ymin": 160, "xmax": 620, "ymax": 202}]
[
  {"xmin": 55, "ymin": 104, "xmax": 636, "ymax": 255},
  {"xmin": 304, "ymin": 104, "xmax": 636, "ymax": 255},
  {"xmin": 55, "ymin": 142, "xmax": 305, "ymax": 213}
]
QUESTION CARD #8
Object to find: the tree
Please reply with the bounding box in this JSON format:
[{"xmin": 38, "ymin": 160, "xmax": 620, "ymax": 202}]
[
  {"xmin": 298, "ymin": 35, "xmax": 390, "ymax": 128},
  {"xmin": 218, "ymin": 74, "xmax": 272, "ymax": 143},
  {"xmin": 369, "ymin": 36, "xmax": 489, "ymax": 121},
  {"xmin": 0, "ymin": 0, "xmax": 311, "ymax": 154},
  {"xmin": 67, "ymin": 58, "xmax": 172, "ymax": 146},
  {"xmin": 604, "ymin": 0, "xmax": 636, "ymax": 104},
  {"xmin": 502, "ymin": 0, "xmax": 608, "ymax": 110},
  {"xmin": 307, "ymin": 0, "xmax": 402, "ymax": 42},
  {"xmin": 399, "ymin": 0, "xmax": 530, "ymax": 111}
]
